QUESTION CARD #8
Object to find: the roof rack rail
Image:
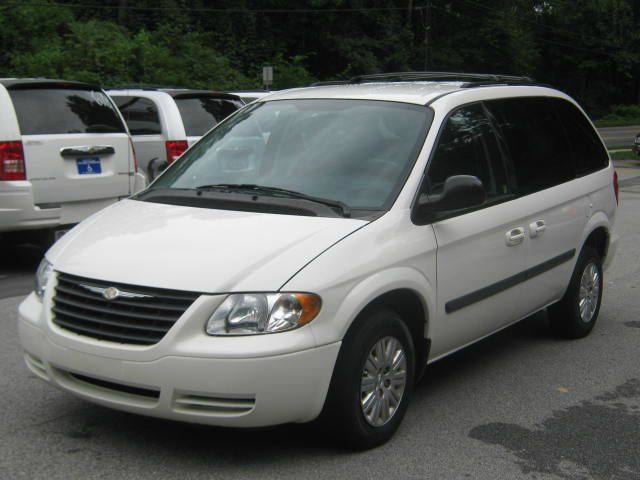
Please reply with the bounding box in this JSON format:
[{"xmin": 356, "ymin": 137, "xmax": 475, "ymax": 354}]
[
  {"xmin": 106, "ymin": 84, "xmax": 188, "ymax": 91},
  {"xmin": 309, "ymin": 80, "xmax": 351, "ymax": 87},
  {"xmin": 348, "ymin": 71, "xmax": 536, "ymax": 86}
]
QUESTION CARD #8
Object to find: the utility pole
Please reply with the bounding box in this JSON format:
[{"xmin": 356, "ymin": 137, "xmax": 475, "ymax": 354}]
[
  {"xmin": 424, "ymin": 0, "xmax": 432, "ymax": 71},
  {"xmin": 118, "ymin": 0, "xmax": 128, "ymax": 26}
]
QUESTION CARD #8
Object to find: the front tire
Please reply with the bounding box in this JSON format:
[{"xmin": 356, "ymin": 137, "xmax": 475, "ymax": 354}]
[
  {"xmin": 320, "ymin": 309, "xmax": 415, "ymax": 450},
  {"xmin": 548, "ymin": 246, "xmax": 603, "ymax": 339}
]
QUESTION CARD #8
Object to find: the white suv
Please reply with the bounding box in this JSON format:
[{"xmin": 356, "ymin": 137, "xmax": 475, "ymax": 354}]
[
  {"xmin": 0, "ymin": 79, "xmax": 144, "ymax": 240},
  {"xmin": 108, "ymin": 88, "xmax": 244, "ymax": 180},
  {"xmin": 19, "ymin": 73, "xmax": 619, "ymax": 449}
]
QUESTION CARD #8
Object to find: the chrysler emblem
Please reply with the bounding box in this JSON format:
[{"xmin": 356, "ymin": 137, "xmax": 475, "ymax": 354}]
[
  {"xmin": 102, "ymin": 287, "xmax": 119, "ymax": 300},
  {"xmin": 79, "ymin": 283, "xmax": 153, "ymax": 300}
]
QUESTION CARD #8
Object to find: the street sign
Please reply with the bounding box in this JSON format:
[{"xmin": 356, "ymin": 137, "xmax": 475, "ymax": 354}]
[{"xmin": 263, "ymin": 66, "xmax": 273, "ymax": 88}]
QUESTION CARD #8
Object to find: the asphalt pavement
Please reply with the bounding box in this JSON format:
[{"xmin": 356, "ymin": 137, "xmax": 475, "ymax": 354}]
[{"xmin": 1, "ymin": 171, "xmax": 639, "ymax": 480}]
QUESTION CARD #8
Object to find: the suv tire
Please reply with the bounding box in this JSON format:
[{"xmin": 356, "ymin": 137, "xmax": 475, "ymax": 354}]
[
  {"xmin": 320, "ymin": 309, "xmax": 415, "ymax": 450},
  {"xmin": 548, "ymin": 246, "xmax": 603, "ymax": 339}
]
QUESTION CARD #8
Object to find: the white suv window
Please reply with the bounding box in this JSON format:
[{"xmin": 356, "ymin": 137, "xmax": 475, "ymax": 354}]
[
  {"xmin": 111, "ymin": 96, "xmax": 162, "ymax": 135},
  {"xmin": 9, "ymin": 87, "xmax": 125, "ymax": 135}
]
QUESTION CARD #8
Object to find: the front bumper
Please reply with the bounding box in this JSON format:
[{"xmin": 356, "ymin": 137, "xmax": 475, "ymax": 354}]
[{"xmin": 18, "ymin": 292, "xmax": 340, "ymax": 427}]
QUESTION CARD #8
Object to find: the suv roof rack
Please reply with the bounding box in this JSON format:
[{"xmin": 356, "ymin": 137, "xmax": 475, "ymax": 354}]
[
  {"xmin": 310, "ymin": 72, "xmax": 536, "ymax": 88},
  {"xmin": 106, "ymin": 84, "xmax": 188, "ymax": 91}
]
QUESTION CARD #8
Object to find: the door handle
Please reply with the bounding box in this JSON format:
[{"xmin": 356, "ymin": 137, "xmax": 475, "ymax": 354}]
[
  {"xmin": 529, "ymin": 220, "xmax": 546, "ymax": 238},
  {"xmin": 506, "ymin": 227, "xmax": 525, "ymax": 246},
  {"xmin": 60, "ymin": 145, "xmax": 115, "ymax": 157}
]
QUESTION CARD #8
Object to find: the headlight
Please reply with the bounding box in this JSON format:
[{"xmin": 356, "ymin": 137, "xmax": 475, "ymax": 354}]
[
  {"xmin": 206, "ymin": 293, "xmax": 321, "ymax": 335},
  {"xmin": 35, "ymin": 258, "xmax": 54, "ymax": 300}
]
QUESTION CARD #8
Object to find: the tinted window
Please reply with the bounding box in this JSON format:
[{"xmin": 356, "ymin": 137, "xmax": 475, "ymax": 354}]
[
  {"xmin": 152, "ymin": 100, "xmax": 432, "ymax": 210},
  {"xmin": 174, "ymin": 97, "xmax": 244, "ymax": 136},
  {"xmin": 486, "ymin": 97, "xmax": 574, "ymax": 195},
  {"xmin": 426, "ymin": 104, "xmax": 510, "ymax": 201},
  {"xmin": 112, "ymin": 96, "xmax": 161, "ymax": 135},
  {"xmin": 9, "ymin": 88, "xmax": 126, "ymax": 135},
  {"xmin": 552, "ymin": 99, "xmax": 608, "ymax": 176}
]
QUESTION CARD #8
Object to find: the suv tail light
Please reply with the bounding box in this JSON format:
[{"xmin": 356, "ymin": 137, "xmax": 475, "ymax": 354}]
[
  {"xmin": 0, "ymin": 141, "xmax": 26, "ymax": 180},
  {"xmin": 613, "ymin": 170, "xmax": 619, "ymax": 204},
  {"xmin": 166, "ymin": 140, "xmax": 188, "ymax": 165}
]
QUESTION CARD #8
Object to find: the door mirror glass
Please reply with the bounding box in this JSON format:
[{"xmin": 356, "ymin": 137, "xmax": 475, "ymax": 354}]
[{"xmin": 416, "ymin": 175, "xmax": 486, "ymax": 219}]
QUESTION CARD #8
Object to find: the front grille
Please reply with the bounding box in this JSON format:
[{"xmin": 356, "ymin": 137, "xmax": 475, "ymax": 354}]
[{"xmin": 53, "ymin": 272, "xmax": 200, "ymax": 345}]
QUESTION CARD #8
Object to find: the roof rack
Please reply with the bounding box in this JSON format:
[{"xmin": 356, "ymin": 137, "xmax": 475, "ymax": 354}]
[
  {"xmin": 106, "ymin": 84, "xmax": 188, "ymax": 91},
  {"xmin": 310, "ymin": 72, "xmax": 536, "ymax": 88},
  {"xmin": 309, "ymin": 80, "xmax": 351, "ymax": 87}
]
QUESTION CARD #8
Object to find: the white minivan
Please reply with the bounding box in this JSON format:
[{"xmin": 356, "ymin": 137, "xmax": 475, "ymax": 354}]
[
  {"xmin": 108, "ymin": 88, "xmax": 244, "ymax": 180},
  {"xmin": 0, "ymin": 79, "xmax": 145, "ymax": 241},
  {"xmin": 19, "ymin": 74, "xmax": 619, "ymax": 449}
]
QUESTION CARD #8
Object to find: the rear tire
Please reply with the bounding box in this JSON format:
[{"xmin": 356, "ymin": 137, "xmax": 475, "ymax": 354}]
[
  {"xmin": 548, "ymin": 246, "xmax": 603, "ymax": 339},
  {"xmin": 319, "ymin": 309, "xmax": 415, "ymax": 450}
]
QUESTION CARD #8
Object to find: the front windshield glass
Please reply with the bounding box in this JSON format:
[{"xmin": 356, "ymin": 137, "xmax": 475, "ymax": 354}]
[{"xmin": 151, "ymin": 99, "xmax": 432, "ymax": 210}]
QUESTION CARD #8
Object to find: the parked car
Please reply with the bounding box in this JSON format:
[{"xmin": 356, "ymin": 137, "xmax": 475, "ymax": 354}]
[
  {"xmin": 20, "ymin": 73, "xmax": 618, "ymax": 449},
  {"xmin": 227, "ymin": 90, "xmax": 273, "ymax": 103},
  {"xmin": 108, "ymin": 88, "xmax": 244, "ymax": 180},
  {"xmin": 633, "ymin": 132, "xmax": 640, "ymax": 156},
  {"xmin": 0, "ymin": 78, "xmax": 145, "ymax": 243}
]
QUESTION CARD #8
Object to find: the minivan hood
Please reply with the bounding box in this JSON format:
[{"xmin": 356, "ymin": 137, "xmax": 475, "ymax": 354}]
[{"xmin": 48, "ymin": 199, "xmax": 368, "ymax": 293}]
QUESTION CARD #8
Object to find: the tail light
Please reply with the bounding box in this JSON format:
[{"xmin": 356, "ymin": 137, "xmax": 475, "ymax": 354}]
[
  {"xmin": 165, "ymin": 140, "xmax": 188, "ymax": 165},
  {"xmin": 0, "ymin": 141, "xmax": 26, "ymax": 180},
  {"xmin": 129, "ymin": 137, "xmax": 138, "ymax": 173},
  {"xmin": 613, "ymin": 170, "xmax": 619, "ymax": 204}
]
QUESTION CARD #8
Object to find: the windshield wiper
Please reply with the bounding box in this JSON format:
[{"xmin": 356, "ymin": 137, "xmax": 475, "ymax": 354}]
[{"xmin": 195, "ymin": 183, "xmax": 351, "ymax": 218}]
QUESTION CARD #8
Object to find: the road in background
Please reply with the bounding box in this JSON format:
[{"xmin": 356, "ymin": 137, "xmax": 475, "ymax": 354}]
[{"xmin": 598, "ymin": 125, "xmax": 639, "ymax": 149}]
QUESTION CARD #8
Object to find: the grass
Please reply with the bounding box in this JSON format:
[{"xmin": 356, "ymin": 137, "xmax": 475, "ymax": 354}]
[
  {"xmin": 608, "ymin": 149, "xmax": 638, "ymax": 161},
  {"xmin": 594, "ymin": 119, "xmax": 640, "ymax": 128}
]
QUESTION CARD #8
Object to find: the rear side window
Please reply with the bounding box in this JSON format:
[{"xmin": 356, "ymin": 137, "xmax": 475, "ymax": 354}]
[
  {"xmin": 426, "ymin": 104, "xmax": 510, "ymax": 201},
  {"xmin": 111, "ymin": 96, "xmax": 161, "ymax": 135},
  {"xmin": 174, "ymin": 97, "xmax": 243, "ymax": 137},
  {"xmin": 552, "ymin": 99, "xmax": 609, "ymax": 176},
  {"xmin": 486, "ymin": 97, "xmax": 574, "ymax": 195},
  {"xmin": 9, "ymin": 88, "xmax": 126, "ymax": 135}
]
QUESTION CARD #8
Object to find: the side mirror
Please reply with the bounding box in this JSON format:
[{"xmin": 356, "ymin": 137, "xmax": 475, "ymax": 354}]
[{"xmin": 414, "ymin": 175, "xmax": 486, "ymax": 223}]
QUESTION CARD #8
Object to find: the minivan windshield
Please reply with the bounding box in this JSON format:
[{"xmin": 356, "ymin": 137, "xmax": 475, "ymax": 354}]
[{"xmin": 151, "ymin": 99, "xmax": 432, "ymax": 211}]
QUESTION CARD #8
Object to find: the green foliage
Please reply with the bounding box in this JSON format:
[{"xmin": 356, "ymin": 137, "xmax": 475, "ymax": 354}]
[
  {"xmin": 608, "ymin": 149, "xmax": 637, "ymax": 160},
  {"xmin": 0, "ymin": 0, "xmax": 639, "ymax": 112},
  {"xmin": 595, "ymin": 105, "xmax": 640, "ymax": 127}
]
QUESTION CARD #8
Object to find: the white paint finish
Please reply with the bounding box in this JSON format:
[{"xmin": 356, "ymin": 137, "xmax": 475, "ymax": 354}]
[
  {"xmin": 283, "ymin": 209, "xmax": 437, "ymax": 346},
  {"xmin": 22, "ymin": 133, "xmax": 131, "ymax": 204},
  {"xmin": 428, "ymin": 200, "xmax": 531, "ymax": 357},
  {"xmin": 0, "ymin": 84, "xmax": 21, "ymax": 141},
  {"xmin": 263, "ymin": 82, "xmax": 461, "ymax": 105},
  {"xmin": 0, "ymin": 81, "xmax": 142, "ymax": 232},
  {"xmin": 17, "ymin": 81, "xmax": 620, "ymax": 429},
  {"xmin": 47, "ymin": 198, "xmax": 367, "ymax": 293},
  {"xmin": 107, "ymin": 90, "xmax": 188, "ymax": 175},
  {"xmin": 19, "ymin": 314, "xmax": 340, "ymax": 427}
]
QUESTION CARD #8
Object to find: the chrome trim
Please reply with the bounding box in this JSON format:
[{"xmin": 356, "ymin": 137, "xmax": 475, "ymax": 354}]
[{"xmin": 79, "ymin": 284, "xmax": 153, "ymax": 300}]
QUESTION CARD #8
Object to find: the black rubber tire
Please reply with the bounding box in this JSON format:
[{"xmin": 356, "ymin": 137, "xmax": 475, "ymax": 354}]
[
  {"xmin": 319, "ymin": 309, "xmax": 415, "ymax": 450},
  {"xmin": 548, "ymin": 246, "xmax": 603, "ymax": 339}
]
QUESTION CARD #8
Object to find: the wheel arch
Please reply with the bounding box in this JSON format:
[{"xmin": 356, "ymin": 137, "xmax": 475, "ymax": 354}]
[
  {"xmin": 330, "ymin": 268, "xmax": 435, "ymax": 379},
  {"xmin": 579, "ymin": 213, "xmax": 611, "ymax": 262}
]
